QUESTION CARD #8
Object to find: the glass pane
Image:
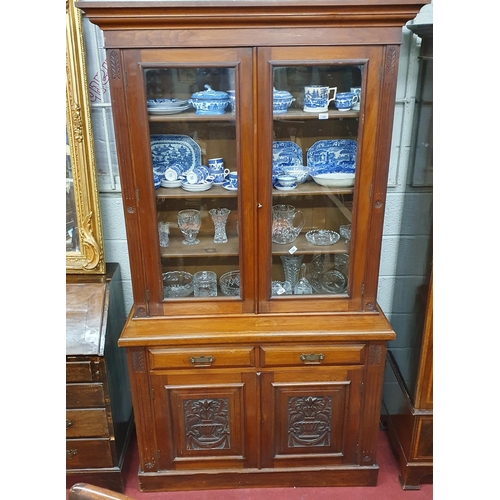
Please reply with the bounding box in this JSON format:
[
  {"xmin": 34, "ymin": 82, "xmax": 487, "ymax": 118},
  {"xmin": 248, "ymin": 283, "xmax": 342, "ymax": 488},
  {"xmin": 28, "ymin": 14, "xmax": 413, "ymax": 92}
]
[
  {"xmin": 271, "ymin": 64, "xmax": 361, "ymax": 297},
  {"xmin": 66, "ymin": 129, "xmax": 80, "ymax": 253},
  {"xmin": 144, "ymin": 67, "xmax": 240, "ymax": 300}
]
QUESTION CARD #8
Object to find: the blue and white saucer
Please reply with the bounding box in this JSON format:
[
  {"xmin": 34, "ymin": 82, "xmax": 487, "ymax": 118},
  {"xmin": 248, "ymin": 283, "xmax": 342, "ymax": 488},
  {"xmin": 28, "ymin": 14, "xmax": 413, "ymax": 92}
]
[
  {"xmin": 274, "ymin": 183, "xmax": 297, "ymax": 191},
  {"xmin": 222, "ymin": 182, "xmax": 238, "ymax": 191}
]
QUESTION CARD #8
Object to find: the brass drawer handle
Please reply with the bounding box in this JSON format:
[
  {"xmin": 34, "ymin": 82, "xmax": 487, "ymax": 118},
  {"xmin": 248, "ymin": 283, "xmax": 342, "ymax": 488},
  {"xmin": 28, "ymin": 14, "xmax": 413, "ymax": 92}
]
[
  {"xmin": 300, "ymin": 353, "xmax": 325, "ymax": 364},
  {"xmin": 190, "ymin": 355, "xmax": 215, "ymax": 366},
  {"xmin": 67, "ymin": 449, "xmax": 78, "ymax": 459},
  {"xmin": 66, "ymin": 419, "xmax": 73, "ymax": 429}
]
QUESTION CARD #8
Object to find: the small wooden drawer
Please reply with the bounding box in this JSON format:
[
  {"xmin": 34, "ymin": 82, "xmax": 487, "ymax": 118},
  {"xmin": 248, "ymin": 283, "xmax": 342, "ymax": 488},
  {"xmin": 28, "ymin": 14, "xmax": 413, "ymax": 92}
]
[
  {"xmin": 149, "ymin": 346, "xmax": 256, "ymax": 370},
  {"xmin": 66, "ymin": 438, "xmax": 114, "ymax": 469},
  {"xmin": 66, "ymin": 409, "xmax": 109, "ymax": 438},
  {"xmin": 260, "ymin": 344, "xmax": 366, "ymax": 367},
  {"xmin": 66, "ymin": 383, "xmax": 105, "ymax": 409},
  {"xmin": 66, "ymin": 361, "xmax": 94, "ymax": 382}
]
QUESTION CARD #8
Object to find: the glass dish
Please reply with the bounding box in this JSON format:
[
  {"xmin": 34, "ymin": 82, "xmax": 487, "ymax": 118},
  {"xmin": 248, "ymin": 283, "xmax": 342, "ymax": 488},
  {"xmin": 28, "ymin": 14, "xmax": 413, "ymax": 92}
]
[
  {"xmin": 305, "ymin": 229, "xmax": 340, "ymax": 246},
  {"xmin": 219, "ymin": 270, "xmax": 240, "ymax": 296},
  {"xmin": 163, "ymin": 271, "xmax": 194, "ymax": 298}
]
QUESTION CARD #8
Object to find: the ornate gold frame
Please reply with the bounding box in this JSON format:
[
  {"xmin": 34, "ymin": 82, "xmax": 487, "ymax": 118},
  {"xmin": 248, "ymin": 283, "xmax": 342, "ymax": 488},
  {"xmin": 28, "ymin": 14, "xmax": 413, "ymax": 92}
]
[{"xmin": 66, "ymin": 0, "xmax": 105, "ymax": 274}]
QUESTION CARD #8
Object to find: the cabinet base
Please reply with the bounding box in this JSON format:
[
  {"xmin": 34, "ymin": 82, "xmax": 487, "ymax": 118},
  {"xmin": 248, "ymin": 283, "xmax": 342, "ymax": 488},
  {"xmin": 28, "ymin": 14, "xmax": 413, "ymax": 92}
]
[{"xmin": 137, "ymin": 466, "xmax": 379, "ymax": 491}]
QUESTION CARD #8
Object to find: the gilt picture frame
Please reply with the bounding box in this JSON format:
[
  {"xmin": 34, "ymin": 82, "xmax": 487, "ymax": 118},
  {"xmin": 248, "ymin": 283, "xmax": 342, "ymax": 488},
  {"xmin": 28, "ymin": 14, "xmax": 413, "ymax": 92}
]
[{"xmin": 66, "ymin": 0, "xmax": 105, "ymax": 274}]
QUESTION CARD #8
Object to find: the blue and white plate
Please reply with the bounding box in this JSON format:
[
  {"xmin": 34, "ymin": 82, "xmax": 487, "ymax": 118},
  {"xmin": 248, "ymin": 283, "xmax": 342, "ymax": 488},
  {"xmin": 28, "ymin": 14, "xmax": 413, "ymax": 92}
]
[
  {"xmin": 307, "ymin": 139, "xmax": 357, "ymax": 176},
  {"xmin": 150, "ymin": 134, "xmax": 202, "ymax": 178},
  {"xmin": 273, "ymin": 141, "xmax": 303, "ymax": 169}
]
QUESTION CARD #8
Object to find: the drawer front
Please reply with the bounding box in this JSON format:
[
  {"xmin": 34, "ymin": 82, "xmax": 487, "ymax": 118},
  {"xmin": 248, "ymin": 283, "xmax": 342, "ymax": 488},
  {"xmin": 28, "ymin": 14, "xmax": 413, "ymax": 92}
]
[
  {"xmin": 260, "ymin": 344, "xmax": 366, "ymax": 367},
  {"xmin": 66, "ymin": 439, "xmax": 114, "ymax": 469},
  {"xmin": 66, "ymin": 361, "xmax": 93, "ymax": 382},
  {"xmin": 66, "ymin": 383, "xmax": 105, "ymax": 408},
  {"xmin": 66, "ymin": 409, "xmax": 109, "ymax": 438},
  {"xmin": 149, "ymin": 346, "xmax": 256, "ymax": 370}
]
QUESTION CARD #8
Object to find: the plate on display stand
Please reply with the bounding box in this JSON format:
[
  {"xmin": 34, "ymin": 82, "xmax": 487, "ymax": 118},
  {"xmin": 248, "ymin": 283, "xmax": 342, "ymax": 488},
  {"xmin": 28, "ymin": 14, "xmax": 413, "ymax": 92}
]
[
  {"xmin": 273, "ymin": 141, "xmax": 303, "ymax": 169},
  {"xmin": 150, "ymin": 134, "xmax": 202, "ymax": 178},
  {"xmin": 307, "ymin": 139, "xmax": 357, "ymax": 175}
]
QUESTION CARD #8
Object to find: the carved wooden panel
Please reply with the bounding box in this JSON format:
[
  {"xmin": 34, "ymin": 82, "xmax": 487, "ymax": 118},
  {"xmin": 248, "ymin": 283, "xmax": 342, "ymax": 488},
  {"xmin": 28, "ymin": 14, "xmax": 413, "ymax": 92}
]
[
  {"xmin": 150, "ymin": 371, "xmax": 258, "ymax": 471},
  {"xmin": 261, "ymin": 367, "xmax": 363, "ymax": 468}
]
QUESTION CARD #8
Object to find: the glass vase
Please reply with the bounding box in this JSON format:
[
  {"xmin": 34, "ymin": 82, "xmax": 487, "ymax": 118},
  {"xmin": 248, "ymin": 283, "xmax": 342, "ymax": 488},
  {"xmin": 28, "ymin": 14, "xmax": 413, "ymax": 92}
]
[{"xmin": 209, "ymin": 208, "xmax": 231, "ymax": 244}]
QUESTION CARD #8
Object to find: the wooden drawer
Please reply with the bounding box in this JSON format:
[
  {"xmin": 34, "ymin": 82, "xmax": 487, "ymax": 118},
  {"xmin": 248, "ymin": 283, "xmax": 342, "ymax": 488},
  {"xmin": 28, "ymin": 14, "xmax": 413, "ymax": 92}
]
[
  {"xmin": 66, "ymin": 409, "xmax": 109, "ymax": 438},
  {"xmin": 66, "ymin": 383, "xmax": 105, "ymax": 408},
  {"xmin": 148, "ymin": 346, "xmax": 256, "ymax": 370},
  {"xmin": 259, "ymin": 344, "xmax": 366, "ymax": 367},
  {"xmin": 66, "ymin": 438, "xmax": 114, "ymax": 469},
  {"xmin": 66, "ymin": 361, "xmax": 94, "ymax": 382}
]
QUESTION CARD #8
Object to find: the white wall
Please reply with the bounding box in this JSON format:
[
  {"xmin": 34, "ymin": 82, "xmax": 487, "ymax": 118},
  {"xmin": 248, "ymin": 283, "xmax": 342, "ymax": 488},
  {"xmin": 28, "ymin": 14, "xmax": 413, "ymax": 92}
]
[{"xmin": 82, "ymin": 5, "xmax": 433, "ymax": 381}]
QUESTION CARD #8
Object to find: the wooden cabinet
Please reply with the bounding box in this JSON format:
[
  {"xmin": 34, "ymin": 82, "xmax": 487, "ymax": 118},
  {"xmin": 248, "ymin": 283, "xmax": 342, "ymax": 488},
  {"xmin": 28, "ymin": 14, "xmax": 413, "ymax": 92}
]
[
  {"xmin": 66, "ymin": 264, "xmax": 134, "ymax": 492},
  {"xmin": 383, "ymin": 273, "xmax": 433, "ymax": 489},
  {"xmin": 77, "ymin": 0, "xmax": 429, "ymax": 491}
]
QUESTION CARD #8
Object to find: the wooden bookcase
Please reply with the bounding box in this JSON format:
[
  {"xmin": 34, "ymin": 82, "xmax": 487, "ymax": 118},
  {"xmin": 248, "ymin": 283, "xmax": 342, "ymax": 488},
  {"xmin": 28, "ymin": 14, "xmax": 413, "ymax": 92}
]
[{"xmin": 77, "ymin": 0, "xmax": 429, "ymax": 491}]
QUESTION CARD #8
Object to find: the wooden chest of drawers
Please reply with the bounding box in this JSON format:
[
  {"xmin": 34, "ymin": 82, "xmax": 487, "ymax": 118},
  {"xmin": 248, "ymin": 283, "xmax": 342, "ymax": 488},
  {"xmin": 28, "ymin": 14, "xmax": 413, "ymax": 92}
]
[{"xmin": 66, "ymin": 264, "xmax": 133, "ymax": 493}]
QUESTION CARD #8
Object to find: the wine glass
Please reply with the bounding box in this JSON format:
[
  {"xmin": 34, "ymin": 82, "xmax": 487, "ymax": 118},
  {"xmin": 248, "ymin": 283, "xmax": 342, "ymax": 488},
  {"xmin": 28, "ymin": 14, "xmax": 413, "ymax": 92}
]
[{"xmin": 177, "ymin": 209, "xmax": 201, "ymax": 245}]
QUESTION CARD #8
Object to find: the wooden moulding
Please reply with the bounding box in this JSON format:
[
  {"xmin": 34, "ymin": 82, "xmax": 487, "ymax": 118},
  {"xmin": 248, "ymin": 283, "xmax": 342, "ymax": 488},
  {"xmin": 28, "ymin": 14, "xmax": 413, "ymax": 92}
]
[{"xmin": 76, "ymin": 1, "xmax": 430, "ymax": 31}]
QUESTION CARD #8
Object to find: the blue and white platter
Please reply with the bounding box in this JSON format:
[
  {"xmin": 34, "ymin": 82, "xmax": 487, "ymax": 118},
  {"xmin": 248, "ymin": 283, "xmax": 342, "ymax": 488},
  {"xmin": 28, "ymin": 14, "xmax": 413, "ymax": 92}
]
[
  {"xmin": 307, "ymin": 139, "xmax": 357, "ymax": 176},
  {"xmin": 150, "ymin": 134, "xmax": 202, "ymax": 178}
]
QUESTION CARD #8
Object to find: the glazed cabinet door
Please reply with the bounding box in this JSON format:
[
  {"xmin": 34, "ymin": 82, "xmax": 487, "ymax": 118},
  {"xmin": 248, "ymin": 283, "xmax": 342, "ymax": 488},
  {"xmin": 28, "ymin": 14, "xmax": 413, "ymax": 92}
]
[
  {"xmin": 150, "ymin": 369, "xmax": 259, "ymax": 471},
  {"xmin": 256, "ymin": 45, "xmax": 395, "ymax": 313},
  {"xmin": 109, "ymin": 47, "xmax": 255, "ymax": 316}
]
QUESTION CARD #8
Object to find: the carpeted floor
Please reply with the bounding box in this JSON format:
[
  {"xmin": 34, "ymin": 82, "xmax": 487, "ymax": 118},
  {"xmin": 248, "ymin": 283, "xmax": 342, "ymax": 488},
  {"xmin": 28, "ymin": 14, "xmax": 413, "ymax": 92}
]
[{"xmin": 114, "ymin": 427, "xmax": 433, "ymax": 499}]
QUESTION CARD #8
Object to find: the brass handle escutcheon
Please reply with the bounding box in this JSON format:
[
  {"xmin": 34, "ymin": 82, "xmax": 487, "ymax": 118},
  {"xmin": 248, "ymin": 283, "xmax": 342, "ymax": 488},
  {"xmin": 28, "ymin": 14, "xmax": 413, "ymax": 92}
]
[
  {"xmin": 66, "ymin": 419, "xmax": 73, "ymax": 429},
  {"xmin": 300, "ymin": 353, "xmax": 325, "ymax": 364},
  {"xmin": 190, "ymin": 355, "xmax": 215, "ymax": 366},
  {"xmin": 67, "ymin": 449, "xmax": 78, "ymax": 459}
]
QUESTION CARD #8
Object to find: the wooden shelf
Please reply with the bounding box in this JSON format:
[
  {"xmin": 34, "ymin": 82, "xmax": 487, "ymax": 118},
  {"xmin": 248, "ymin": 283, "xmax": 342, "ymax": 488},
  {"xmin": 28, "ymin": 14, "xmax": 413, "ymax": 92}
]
[
  {"xmin": 149, "ymin": 110, "xmax": 235, "ymax": 123},
  {"xmin": 274, "ymin": 109, "xmax": 359, "ymax": 120},
  {"xmin": 157, "ymin": 182, "xmax": 353, "ymax": 199},
  {"xmin": 160, "ymin": 234, "xmax": 239, "ymax": 257},
  {"xmin": 149, "ymin": 109, "xmax": 358, "ymax": 123}
]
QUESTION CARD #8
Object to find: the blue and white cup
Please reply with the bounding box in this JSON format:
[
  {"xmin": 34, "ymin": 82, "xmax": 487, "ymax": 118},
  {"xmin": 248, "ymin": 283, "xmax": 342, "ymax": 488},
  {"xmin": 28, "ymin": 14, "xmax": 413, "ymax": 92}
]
[
  {"xmin": 186, "ymin": 165, "xmax": 210, "ymax": 184},
  {"xmin": 208, "ymin": 158, "xmax": 230, "ymax": 184},
  {"xmin": 164, "ymin": 164, "xmax": 184, "ymax": 181},
  {"xmin": 350, "ymin": 87, "xmax": 361, "ymax": 111},
  {"xmin": 226, "ymin": 171, "xmax": 238, "ymax": 189},
  {"xmin": 334, "ymin": 92, "xmax": 359, "ymax": 112},
  {"xmin": 303, "ymin": 85, "xmax": 337, "ymax": 113}
]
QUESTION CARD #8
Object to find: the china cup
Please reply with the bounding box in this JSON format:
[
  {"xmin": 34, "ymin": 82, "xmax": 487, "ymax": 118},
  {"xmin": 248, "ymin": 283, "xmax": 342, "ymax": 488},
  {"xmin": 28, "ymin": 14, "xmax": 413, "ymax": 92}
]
[
  {"xmin": 227, "ymin": 171, "xmax": 238, "ymax": 189},
  {"xmin": 164, "ymin": 164, "xmax": 184, "ymax": 181},
  {"xmin": 208, "ymin": 158, "xmax": 230, "ymax": 184},
  {"xmin": 334, "ymin": 92, "xmax": 359, "ymax": 112},
  {"xmin": 276, "ymin": 175, "xmax": 296, "ymax": 187},
  {"xmin": 186, "ymin": 165, "xmax": 210, "ymax": 184},
  {"xmin": 350, "ymin": 87, "xmax": 361, "ymax": 110},
  {"xmin": 303, "ymin": 85, "xmax": 337, "ymax": 113}
]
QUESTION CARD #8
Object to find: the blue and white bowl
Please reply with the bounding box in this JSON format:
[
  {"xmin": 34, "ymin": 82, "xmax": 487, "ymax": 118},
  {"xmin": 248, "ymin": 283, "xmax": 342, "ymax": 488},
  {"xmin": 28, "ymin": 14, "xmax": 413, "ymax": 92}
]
[
  {"xmin": 273, "ymin": 88, "xmax": 295, "ymax": 114},
  {"xmin": 190, "ymin": 85, "xmax": 229, "ymax": 115},
  {"xmin": 284, "ymin": 165, "xmax": 309, "ymax": 184}
]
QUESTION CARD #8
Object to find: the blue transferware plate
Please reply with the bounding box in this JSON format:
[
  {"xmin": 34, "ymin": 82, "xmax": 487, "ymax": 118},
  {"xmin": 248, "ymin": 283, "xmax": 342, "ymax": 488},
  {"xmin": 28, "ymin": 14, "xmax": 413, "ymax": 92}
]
[
  {"xmin": 307, "ymin": 139, "xmax": 357, "ymax": 175},
  {"xmin": 150, "ymin": 134, "xmax": 202, "ymax": 178},
  {"xmin": 273, "ymin": 141, "xmax": 303, "ymax": 169}
]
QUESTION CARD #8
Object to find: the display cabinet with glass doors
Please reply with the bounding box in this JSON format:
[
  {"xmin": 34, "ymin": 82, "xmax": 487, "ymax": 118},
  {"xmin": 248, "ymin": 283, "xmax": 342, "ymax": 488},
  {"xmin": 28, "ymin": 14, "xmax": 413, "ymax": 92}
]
[{"xmin": 78, "ymin": 0, "xmax": 429, "ymax": 491}]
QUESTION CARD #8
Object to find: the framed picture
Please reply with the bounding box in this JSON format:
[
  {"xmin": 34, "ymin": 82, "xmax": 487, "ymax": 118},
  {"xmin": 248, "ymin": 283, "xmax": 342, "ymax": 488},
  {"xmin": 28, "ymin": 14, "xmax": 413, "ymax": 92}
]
[{"xmin": 66, "ymin": 0, "xmax": 105, "ymax": 274}]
